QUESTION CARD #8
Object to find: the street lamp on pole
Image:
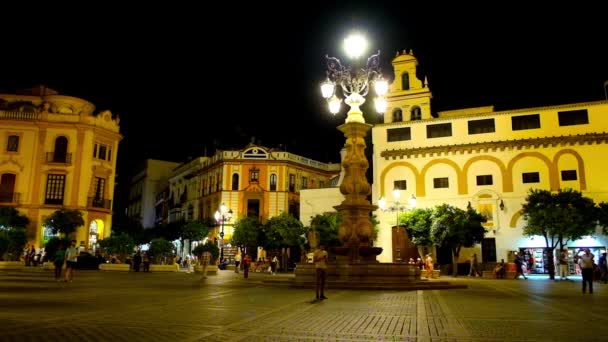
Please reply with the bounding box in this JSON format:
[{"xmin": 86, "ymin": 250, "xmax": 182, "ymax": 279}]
[
  {"xmin": 214, "ymin": 203, "xmax": 233, "ymax": 261},
  {"xmin": 318, "ymin": 33, "xmax": 388, "ymax": 263},
  {"xmin": 378, "ymin": 189, "xmax": 417, "ymax": 227}
]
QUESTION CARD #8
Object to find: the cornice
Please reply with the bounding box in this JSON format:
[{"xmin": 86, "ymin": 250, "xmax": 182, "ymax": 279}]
[
  {"xmin": 375, "ymin": 100, "xmax": 608, "ymax": 127},
  {"xmin": 380, "ymin": 132, "xmax": 608, "ymax": 159}
]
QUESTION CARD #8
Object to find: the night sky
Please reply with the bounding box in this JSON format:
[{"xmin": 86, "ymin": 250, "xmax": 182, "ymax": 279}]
[{"xmin": 2, "ymin": 3, "xmax": 607, "ymax": 210}]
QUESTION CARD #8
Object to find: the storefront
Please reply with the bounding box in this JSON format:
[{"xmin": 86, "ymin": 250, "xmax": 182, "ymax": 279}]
[{"xmin": 517, "ymin": 246, "xmax": 607, "ymax": 275}]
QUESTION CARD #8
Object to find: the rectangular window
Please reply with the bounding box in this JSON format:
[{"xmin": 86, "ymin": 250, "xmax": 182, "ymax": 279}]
[
  {"xmin": 476, "ymin": 175, "xmax": 493, "ymax": 186},
  {"xmin": 94, "ymin": 177, "xmax": 105, "ymax": 199},
  {"xmin": 289, "ymin": 174, "xmax": 295, "ymax": 192},
  {"xmin": 512, "ymin": 114, "xmax": 540, "ymax": 131},
  {"xmin": 249, "ymin": 168, "xmax": 259, "ymax": 182},
  {"xmin": 387, "ymin": 127, "xmax": 411, "ymax": 142},
  {"xmin": 468, "ymin": 118, "xmax": 495, "ymax": 135},
  {"xmin": 6, "ymin": 135, "xmax": 19, "ymax": 152},
  {"xmin": 561, "ymin": 170, "xmax": 577, "ymax": 181},
  {"xmin": 319, "ymin": 180, "xmax": 325, "ymax": 188},
  {"xmin": 558, "ymin": 109, "xmax": 588, "ymax": 126},
  {"xmin": 426, "ymin": 123, "xmax": 452, "ymax": 138},
  {"xmin": 433, "ymin": 177, "xmax": 449, "ymax": 189},
  {"xmin": 45, "ymin": 174, "xmax": 65, "ymax": 205},
  {"xmin": 301, "ymin": 177, "xmax": 308, "ymax": 189},
  {"xmin": 394, "ymin": 180, "xmax": 407, "ymax": 190},
  {"xmin": 94, "ymin": 143, "xmax": 112, "ymax": 161},
  {"xmin": 522, "ymin": 172, "xmax": 540, "ymax": 183}
]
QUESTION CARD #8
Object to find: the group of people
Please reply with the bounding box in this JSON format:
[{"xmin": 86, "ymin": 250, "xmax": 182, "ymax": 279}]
[{"xmin": 407, "ymin": 254, "xmax": 434, "ymax": 277}]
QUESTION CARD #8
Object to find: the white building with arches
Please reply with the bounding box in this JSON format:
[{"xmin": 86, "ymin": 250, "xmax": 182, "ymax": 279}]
[{"xmin": 371, "ymin": 51, "xmax": 608, "ymax": 270}]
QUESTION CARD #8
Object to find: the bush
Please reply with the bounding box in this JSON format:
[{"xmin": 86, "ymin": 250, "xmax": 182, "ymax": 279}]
[
  {"xmin": 192, "ymin": 242, "xmax": 219, "ymax": 264},
  {"xmin": 99, "ymin": 233, "xmax": 135, "ymax": 262},
  {"xmin": 0, "ymin": 228, "xmax": 27, "ymax": 261},
  {"xmin": 147, "ymin": 238, "xmax": 175, "ymax": 264}
]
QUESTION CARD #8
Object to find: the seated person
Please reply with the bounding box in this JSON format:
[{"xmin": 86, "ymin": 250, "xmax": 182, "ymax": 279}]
[{"xmin": 493, "ymin": 259, "xmax": 506, "ymax": 278}]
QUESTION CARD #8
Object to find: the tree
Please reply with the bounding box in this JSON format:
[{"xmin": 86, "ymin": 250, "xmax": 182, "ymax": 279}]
[
  {"xmin": 402, "ymin": 208, "xmax": 434, "ymax": 257},
  {"xmin": 99, "ymin": 233, "xmax": 135, "ymax": 263},
  {"xmin": 597, "ymin": 202, "xmax": 608, "ymax": 235},
  {"xmin": 0, "ymin": 206, "xmax": 30, "ymax": 261},
  {"xmin": 309, "ymin": 212, "xmax": 341, "ymax": 248},
  {"xmin": 179, "ymin": 220, "xmax": 209, "ymax": 250},
  {"xmin": 264, "ymin": 212, "xmax": 306, "ymax": 270},
  {"xmin": 43, "ymin": 208, "xmax": 84, "ymax": 237},
  {"xmin": 43, "ymin": 236, "xmax": 71, "ymax": 262},
  {"xmin": 522, "ymin": 188, "xmax": 597, "ymax": 279},
  {"xmin": 431, "ymin": 204, "xmax": 486, "ymax": 276},
  {"xmin": 111, "ymin": 214, "xmax": 147, "ymax": 244},
  {"xmin": 147, "ymin": 238, "xmax": 176, "ymax": 264},
  {"xmin": 231, "ymin": 216, "xmax": 262, "ymax": 256},
  {"xmin": 192, "ymin": 242, "xmax": 220, "ymax": 265},
  {"xmin": 0, "ymin": 206, "xmax": 30, "ymax": 229}
]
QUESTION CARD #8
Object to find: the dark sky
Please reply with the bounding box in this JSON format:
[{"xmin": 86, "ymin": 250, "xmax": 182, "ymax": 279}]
[{"xmin": 2, "ymin": 3, "xmax": 608, "ymax": 208}]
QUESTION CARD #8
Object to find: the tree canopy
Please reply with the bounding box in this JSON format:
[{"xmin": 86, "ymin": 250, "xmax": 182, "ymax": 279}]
[
  {"xmin": 0, "ymin": 206, "xmax": 30, "ymax": 230},
  {"xmin": 263, "ymin": 212, "xmax": 306, "ymax": 250},
  {"xmin": 43, "ymin": 208, "xmax": 84, "ymax": 236},
  {"xmin": 309, "ymin": 212, "xmax": 341, "ymax": 248},
  {"xmin": 402, "ymin": 208, "xmax": 434, "ymax": 247},
  {"xmin": 231, "ymin": 216, "xmax": 262, "ymax": 252}
]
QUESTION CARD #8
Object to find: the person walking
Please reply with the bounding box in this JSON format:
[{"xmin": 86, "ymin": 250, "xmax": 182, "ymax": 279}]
[
  {"xmin": 514, "ymin": 252, "xmax": 527, "ymax": 279},
  {"xmin": 53, "ymin": 243, "xmax": 65, "ymax": 281},
  {"xmin": 64, "ymin": 240, "xmax": 79, "ymax": 282},
  {"xmin": 201, "ymin": 251, "xmax": 211, "ymax": 280},
  {"xmin": 558, "ymin": 250, "xmax": 569, "ymax": 280},
  {"xmin": 271, "ymin": 255, "xmax": 278, "ymax": 275},
  {"xmin": 243, "ymin": 254, "xmax": 252, "ymax": 279},
  {"xmin": 578, "ymin": 248, "xmax": 594, "ymax": 294},
  {"xmin": 313, "ymin": 244, "xmax": 328, "ymax": 301},
  {"xmin": 142, "ymin": 252, "xmax": 150, "ymax": 272},
  {"xmin": 469, "ymin": 253, "xmax": 480, "ymax": 277},
  {"xmin": 133, "ymin": 251, "xmax": 142, "ymax": 272},
  {"xmin": 234, "ymin": 252, "xmax": 241, "ymax": 274},
  {"xmin": 599, "ymin": 252, "xmax": 607, "ymax": 284}
]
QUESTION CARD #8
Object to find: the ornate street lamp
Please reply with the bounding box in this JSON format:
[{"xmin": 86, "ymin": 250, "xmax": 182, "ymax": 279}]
[
  {"xmin": 378, "ymin": 189, "xmax": 417, "ymax": 227},
  {"xmin": 319, "ymin": 33, "xmax": 388, "ymax": 263},
  {"xmin": 214, "ymin": 203, "xmax": 233, "ymax": 261}
]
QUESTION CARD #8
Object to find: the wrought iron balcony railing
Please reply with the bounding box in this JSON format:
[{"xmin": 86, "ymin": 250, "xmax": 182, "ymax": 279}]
[
  {"xmin": 45, "ymin": 152, "xmax": 72, "ymax": 164},
  {"xmin": 87, "ymin": 197, "xmax": 112, "ymax": 209},
  {"xmin": 0, "ymin": 192, "xmax": 21, "ymax": 203}
]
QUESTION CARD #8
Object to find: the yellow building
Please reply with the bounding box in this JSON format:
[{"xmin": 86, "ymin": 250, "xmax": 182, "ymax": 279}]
[
  {"xmin": 0, "ymin": 86, "xmax": 121, "ymax": 250},
  {"xmin": 372, "ymin": 51, "xmax": 608, "ymax": 267},
  {"xmin": 167, "ymin": 144, "xmax": 341, "ymax": 247}
]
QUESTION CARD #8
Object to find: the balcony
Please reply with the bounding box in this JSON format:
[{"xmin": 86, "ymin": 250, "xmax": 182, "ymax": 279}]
[
  {"xmin": 88, "ymin": 197, "xmax": 112, "ymax": 209},
  {"xmin": 0, "ymin": 192, "xmax": 21, "ymax": 204},
  {"xmin": 46, "ymin": 152, "xmax": 72, "ymax": 164},
  {"xmin": 0, "ymin": 110, "xmax": 40, "ymax": 121}
]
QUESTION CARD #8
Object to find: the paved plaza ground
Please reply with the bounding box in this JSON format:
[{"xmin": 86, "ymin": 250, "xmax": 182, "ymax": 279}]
[{"xmin": 0, "ymin": 268, "xmax": 606, "ymax": 341}]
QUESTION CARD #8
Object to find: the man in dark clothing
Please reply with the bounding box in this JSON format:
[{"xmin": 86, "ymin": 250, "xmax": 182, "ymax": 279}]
[
  {"xmin": 514, "ymin": 253, "xmax": 527, "ymax": 279},
  {"xmin": 133, "ymin": 252, "xmax": 142, "ymax": 272}
]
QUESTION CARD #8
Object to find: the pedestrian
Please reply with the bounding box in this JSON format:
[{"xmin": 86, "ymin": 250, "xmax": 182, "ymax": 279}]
[
  {"xmin": 599, "ymin": 252, "xmax": 607, "ymax": 284},
  {"xmin": 133, "ymin": 251, "xmax": 142, "ymax": 272},
  {"xmin": 201, "ymin": 251, "xmax": 211, "ymax": 280},
  {"xmin": 142, "ymin": 252, "xmax": 150, "ymax": 272},
  {"xmin": 64, "ymin": 240, "xmax": 79, "ymax": 282},
  {"xmin": 578, "ymin": 248, "xmax": 594, "ymax": 294},
  {"xmin": 425, "ymin": 254, "xmax": 434, "ymax": 278},
  {"xmin": 513, "ymin": 252, "xmax": 527, "ymax": 279},
  {"xmin": 53, "ymin": 243, "xmax": 65, "ymax": 281},
  {"xmin": 234, "ymin": 252, "xmax": 241, "ymax": 274},
  {"xmin": 243, "ymin": 254, "xmax": 251, "ymax": 279},
  {"xmin": 558, "ymin": 250, "xmax": 569, "ymax": 280},
  {"xmin": 271, "ymin": 255, "xmax": 278, "ymax": 275},
  {"xmin": 313, "ymin": 244, "xmax": 328, "ymax": 301},
  {"xmin": 469, "ymin": 253, "xmax": 480, "ymax": 277}
]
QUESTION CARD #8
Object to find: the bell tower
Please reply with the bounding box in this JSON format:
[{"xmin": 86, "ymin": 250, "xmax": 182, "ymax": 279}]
[{"xmin": 384, "ymin": 50, "xmax": 432, "ymax": 123}]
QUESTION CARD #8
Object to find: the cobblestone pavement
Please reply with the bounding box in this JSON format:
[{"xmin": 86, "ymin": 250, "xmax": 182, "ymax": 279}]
[{"xmin": 0, "ymin": 269, "xmax": 606, "ymax": 341}]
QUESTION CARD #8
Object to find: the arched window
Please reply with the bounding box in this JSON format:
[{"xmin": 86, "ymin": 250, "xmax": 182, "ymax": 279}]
[
  {"xmin": 411, "ymin": 106, "xmax": 422, "ymax": 121},
  {"xmin": 232, "ymin": 173, "xmax": 239, "ymax": 190},
  {"xmin": 54, "ymin": 136, "xmax": 68, "ymax": 162},
  {"xmin": 392, "ymin": 108, "xmax": 403, "ymax": 122},
  {"xmin": 270, "ymin": 174, "xmax": 277, "ymax": 191},
  {"xmin": 401, "ymin": 72, "xmax": 410, "ymax": 90}
]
